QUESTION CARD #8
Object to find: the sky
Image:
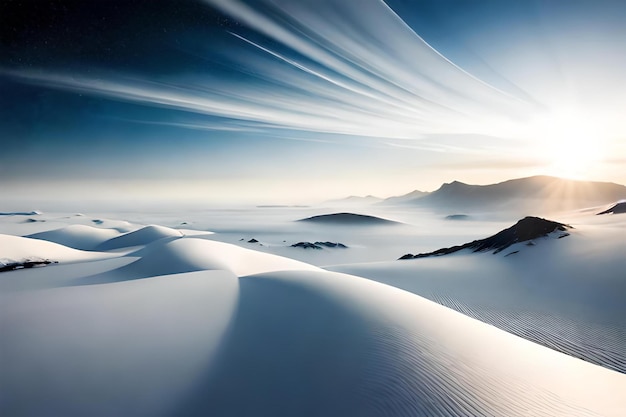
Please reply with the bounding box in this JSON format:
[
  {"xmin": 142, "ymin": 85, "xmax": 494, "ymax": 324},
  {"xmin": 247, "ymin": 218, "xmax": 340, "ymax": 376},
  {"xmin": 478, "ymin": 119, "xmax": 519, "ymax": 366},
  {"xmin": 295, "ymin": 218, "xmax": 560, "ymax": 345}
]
[{"xmin": 2, "ymin": 0, "xmax": 626, "ymax": 205}]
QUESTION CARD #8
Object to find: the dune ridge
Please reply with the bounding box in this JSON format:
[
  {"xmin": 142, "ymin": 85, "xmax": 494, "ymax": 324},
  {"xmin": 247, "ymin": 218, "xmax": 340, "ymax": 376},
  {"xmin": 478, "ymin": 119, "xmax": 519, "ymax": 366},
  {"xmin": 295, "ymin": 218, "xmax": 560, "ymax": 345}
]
[
  {"xmin": 27, "ymin": 224, "xmax": 121, "ymax": 250},
  {"xmin": 96, "ymin": 224, "xmax": 184, "ymax": 250}
]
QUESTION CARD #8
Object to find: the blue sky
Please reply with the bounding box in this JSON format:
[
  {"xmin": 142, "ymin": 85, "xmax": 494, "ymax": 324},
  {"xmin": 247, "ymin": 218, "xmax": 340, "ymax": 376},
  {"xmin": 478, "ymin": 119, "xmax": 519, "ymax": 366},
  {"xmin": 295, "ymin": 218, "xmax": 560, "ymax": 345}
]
[{"xmin": 2, "ymin": 0, "xmax": 626, "ymax": 204}]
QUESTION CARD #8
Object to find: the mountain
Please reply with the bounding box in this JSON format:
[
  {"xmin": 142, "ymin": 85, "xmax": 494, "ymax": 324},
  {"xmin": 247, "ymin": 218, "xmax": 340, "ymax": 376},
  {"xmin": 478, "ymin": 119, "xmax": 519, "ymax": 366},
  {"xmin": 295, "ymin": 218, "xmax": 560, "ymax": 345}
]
[
  {"xmin": 400, "ymin": 216, "xmax": 572, "ymax": 259},
  {"xmin": 325, "ymin": 195, "xmax": 384, "ymax": 205},
  {"xmin": 386, "ymin": 176, "xmax": 626, "ymax": 212},
  {"xmin": 379, "ymin": 189, "xmax": 429, "ymax": 205}
]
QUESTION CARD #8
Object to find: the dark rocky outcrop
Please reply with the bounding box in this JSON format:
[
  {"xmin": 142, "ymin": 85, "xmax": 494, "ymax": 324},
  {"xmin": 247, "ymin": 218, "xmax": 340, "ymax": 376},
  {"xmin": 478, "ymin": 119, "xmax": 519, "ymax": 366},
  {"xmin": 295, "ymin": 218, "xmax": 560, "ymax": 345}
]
[
  {"xmin": 24, "ymin": 218, "xmax": 45, "ymax": 223},
  {"xmin": 0, "ymin": 258, "xmax": 57, "ymax": 272},
  {"xmin": 291, "ymin": 242, "xmax": 323, "ymax": 249},
  {"xmin": 247, "ymin": 239, "xmax": 259, "ymax": 243},
  {"xmin": 315, "ymin": 241, "xmax": 348, "ymax": 248},
  {"xmin": 596, "ymin": 202, "xmax": 626, "ymax": 215},
  {"xmin": 400, "ymin": 216, "xmax": 572, "ymax": 259},
  {"xmin": 291, "ymin": 241, "xmax": 348, "ymax": 249}
]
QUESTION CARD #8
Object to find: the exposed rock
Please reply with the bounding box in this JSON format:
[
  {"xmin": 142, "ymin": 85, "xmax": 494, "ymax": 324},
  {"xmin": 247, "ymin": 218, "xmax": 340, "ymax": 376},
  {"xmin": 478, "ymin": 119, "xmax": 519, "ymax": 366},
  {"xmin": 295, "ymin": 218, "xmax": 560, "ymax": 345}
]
[
  {"xmin": 291, "ymin": 242, "xmax": 323, "ymax": 249},
  {"xmin": 247, "ymin": 238, "xmax": 259, "ymax": 243},
  {"xmin": 597, "ymin": 201, "xmax": 626, "ymax": 215},
  {"xmin": 24, "ymin": 218, "xmax": 45, "ymax": 223},
  {"xmin": 399, "ymin": 216, "xmax": 572, "ymax": 259},
  {"xmin": 314, "ymin": 241, "xmax": 348, "ymax": 248},
  {"xmin": 0, "ymin": 258, "xmax": 57, "ymax": 272},
  {"xmin": 0, "ymin": 211, "xmax": 42, "ymax": 216},
  {"xmin": 291, "ymin": 241, "xmax": 348, "ymax": 249}
]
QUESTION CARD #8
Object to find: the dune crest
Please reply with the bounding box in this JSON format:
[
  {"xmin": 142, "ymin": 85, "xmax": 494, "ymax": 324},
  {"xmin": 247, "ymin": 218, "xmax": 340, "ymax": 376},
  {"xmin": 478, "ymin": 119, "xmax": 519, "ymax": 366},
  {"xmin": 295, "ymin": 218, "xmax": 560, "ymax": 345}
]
[
  {"xmin": 28, "ymin": 224, "xmax": 121, "ymax": 250},
  {"xmin": 96, "ymin": 224, "xmax": 184, "ymax": 250}
]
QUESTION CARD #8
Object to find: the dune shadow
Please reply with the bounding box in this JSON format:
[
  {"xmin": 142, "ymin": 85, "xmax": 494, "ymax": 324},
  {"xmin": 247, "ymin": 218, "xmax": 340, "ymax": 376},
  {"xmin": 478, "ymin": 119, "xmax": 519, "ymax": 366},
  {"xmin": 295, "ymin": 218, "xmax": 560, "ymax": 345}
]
[
  {"xmin": 172, "ymin": 274, "xmax": 377, "ymax": 417},
  {"xmin": 64, "ymin": 256, "xmax": 209, "ymax": 286}
]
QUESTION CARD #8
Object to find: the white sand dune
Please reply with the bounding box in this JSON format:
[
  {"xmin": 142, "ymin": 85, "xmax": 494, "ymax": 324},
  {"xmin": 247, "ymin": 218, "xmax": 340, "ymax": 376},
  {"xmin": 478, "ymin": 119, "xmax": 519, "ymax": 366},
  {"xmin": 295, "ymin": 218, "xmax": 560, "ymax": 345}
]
[
  {"xmin": 1, "ymin": 270, "xmax": 240, "ymax": 417},
  {"xmin": 0, "ymin": 234, "xmax": 116, "ymax": 264},
  {"xmin": 192, "ymin": 270, "xmax": 624, "ymax": 417},
  {"xmin": 2, "ymin": 264, "xmax": 624, "ymax": 416},
  {"xmin": 77, "ymin": 237, "xmax": 320, "ymax": 284},
  {"xmin": 84, "ymin": 218, "xmax": 135, "ymax": 233},
  {"xmin": 96, "ymin": 224, "xmax": 184, "ymax": 250},
  {"xmin": 330, "ymin": 222, "xmax": 626, "ymax": 374},
  {"xmin": 0, "ymin": 212, "xmax": 138, "ymax": 237},
  {"xmin": 27, "ymin": 224, "xmax": 121, "ymax": 250},
  {"xmin": 1, "ymin": 214, "xmax": 625, "ymax": 416}
]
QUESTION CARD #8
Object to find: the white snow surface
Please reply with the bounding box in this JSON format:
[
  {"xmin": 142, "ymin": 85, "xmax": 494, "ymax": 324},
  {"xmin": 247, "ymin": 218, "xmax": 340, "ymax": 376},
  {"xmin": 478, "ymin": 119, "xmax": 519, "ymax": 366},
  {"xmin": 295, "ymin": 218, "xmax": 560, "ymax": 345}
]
[{"xmin": 1, "ymin": 209, "xmax": 625, "ymax": 416}]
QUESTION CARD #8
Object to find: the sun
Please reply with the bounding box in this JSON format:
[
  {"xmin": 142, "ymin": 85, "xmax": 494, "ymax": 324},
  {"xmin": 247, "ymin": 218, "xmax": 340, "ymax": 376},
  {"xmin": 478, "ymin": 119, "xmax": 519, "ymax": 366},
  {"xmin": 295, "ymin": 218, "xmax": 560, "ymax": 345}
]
[{"xmin": 525, "ymin": 107, "xmax": 607, "ymax": 180}]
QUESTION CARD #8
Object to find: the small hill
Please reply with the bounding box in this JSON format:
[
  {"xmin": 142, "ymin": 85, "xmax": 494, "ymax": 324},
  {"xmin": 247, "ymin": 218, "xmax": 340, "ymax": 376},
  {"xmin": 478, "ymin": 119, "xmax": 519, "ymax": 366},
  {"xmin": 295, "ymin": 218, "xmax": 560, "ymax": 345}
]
[
  {"xmin": 96, "ymin": 225, "xmax": 183, "ymax": 250},
  {"xmin": 27, "ymin": 225, "xmax": 120, "ymax": 250},
  {"xmin": 400, "ymin": 216, "xmax": 572, "ymax": 259},
  {"xmin": 297, "ymin": 212, "xmax": 397, "ymax": 225},
  {"xmin": 596, "ymin": 201, "xmax": 626, "ymax": 215}
]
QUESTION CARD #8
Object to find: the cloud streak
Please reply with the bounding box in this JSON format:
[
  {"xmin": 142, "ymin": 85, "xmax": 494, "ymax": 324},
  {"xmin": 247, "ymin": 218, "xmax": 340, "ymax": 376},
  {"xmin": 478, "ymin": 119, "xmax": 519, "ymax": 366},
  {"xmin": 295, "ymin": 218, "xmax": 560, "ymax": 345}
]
[{"xmin": 3, "ymin": 0, "xmax": 540, "ymax": 149}]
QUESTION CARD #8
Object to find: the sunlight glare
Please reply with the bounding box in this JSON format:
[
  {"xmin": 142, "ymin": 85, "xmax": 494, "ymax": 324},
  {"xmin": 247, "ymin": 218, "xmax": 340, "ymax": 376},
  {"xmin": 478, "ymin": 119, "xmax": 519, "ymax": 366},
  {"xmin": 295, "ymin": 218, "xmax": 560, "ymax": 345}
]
[{"xmin": 525, "ymin": 107, "xmax": 607, "ymax": 180}]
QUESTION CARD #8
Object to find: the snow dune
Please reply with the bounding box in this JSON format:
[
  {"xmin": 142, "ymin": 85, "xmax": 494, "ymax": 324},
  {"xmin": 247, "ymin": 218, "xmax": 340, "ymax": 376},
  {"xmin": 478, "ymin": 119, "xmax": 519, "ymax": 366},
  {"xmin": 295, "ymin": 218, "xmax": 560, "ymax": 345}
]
[
  {"xmin": 1, "ymin": 214, "xmax": 625, "ymax": 416},
  {"xmin": 0, "ymin": 234, "xmax": 114, "ymax": 264},
  {"xmin": 96, "ymin": 224, "xmax": 184, "ymax": 250},
  {"xmin": 331, "ymin": 223, "xmax": 626, "ymax": 374},
  {"xmin": 27, "ymin": 224, "xmax": 121, "ymax": 250},
  {"xmin": 77, "ymin": 237, "xmax": 319, "ymax": 284},
  {"xmin": 184, "ymin": 270, "xmax": 624, "ymax": 417},
  {"xmin": 1, "ymin": 270, "xmax": 240, "ymax": 417}
]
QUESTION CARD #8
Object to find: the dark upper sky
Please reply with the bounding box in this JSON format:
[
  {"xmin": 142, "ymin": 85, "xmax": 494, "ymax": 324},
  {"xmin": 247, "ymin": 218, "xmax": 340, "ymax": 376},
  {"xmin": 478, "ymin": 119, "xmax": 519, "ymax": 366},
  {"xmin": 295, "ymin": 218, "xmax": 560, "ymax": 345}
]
[
  {"xmin": 2, "ymin": 0, "xmax": 626, "ymax": 203},
  {"xmin": 2, "ymin": 1, "xmax": 236, "ymax": 71}
]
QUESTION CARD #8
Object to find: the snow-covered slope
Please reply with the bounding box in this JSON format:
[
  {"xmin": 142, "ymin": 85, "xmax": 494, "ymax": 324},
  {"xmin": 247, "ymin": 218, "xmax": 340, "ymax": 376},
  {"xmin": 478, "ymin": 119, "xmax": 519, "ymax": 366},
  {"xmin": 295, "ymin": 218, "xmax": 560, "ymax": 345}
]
[
  {"xmin": 0, "ymin": 233, "xmax": 116, "ymax": 264},
  {"xmin": 96, "ymin": 224, "xmax": 184, "ymax": 250},
  {"xmin": 331, "ymin": 222, "xmax": 626, "ymax": 374},
  {"xmin": 27, "ymin": 224, "xmax": 121, "ymax": 250},
  {"xmin": 1, "ymin": 213, "xmax": 625, "ymax": 416}
]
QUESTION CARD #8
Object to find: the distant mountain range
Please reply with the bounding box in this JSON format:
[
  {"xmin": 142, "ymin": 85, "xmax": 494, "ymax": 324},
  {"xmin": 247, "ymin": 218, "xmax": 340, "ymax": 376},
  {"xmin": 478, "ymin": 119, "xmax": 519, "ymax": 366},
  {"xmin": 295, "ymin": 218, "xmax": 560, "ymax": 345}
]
[
  {"xmin": 340, "ymin": 176, "xmax": 626, "ymax": 213},
  {"xmin": 325, "ymin": 195, "xmax": 384, "ymax": 205},
  {"xmin": 379, "ymin": 189, "xmax": 429, "ymax": 205}
]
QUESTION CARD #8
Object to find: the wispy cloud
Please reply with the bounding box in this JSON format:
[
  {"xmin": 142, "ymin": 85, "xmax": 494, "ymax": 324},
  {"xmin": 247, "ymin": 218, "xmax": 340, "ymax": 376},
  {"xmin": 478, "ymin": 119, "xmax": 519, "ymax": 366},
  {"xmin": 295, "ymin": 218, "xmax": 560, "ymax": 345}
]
[{"xmin": 3, "ymin": 0, "xmax": 539, "ymax": 151}]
